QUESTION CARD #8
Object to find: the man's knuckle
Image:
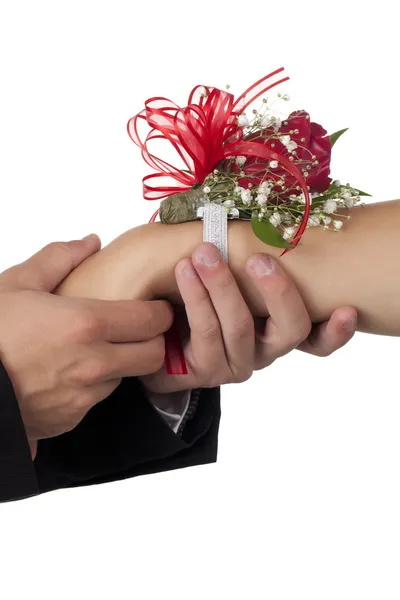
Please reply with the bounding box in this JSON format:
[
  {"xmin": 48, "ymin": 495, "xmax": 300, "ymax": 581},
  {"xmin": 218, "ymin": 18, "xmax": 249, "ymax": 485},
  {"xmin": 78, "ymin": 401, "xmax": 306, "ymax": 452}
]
[
  {"xmin": 134, "ymin": 302, "xmax": 167, "ymax": 338},
  {"xmin": 279, "ymin": 337, "xmax": 299, "ymax": 354},
  {"xmin": 72, "ymin": 390, "xmax": 94, "ymax": 413},
  {"xmin": 206, "ymin": 372, "xmax": 225, "ymax": 388},
  {"xmin": 46, "ymin": 241, "xmax": 70, "ymax": 253},
  {"xmin": 277, "ymin": 322, "xmax": 312, "ymax": 351},
  {"xmin": 274, "ymin": 276, "xmax": 295, "ymax": 299},
  {"xmin": 69, "ymin": 356, "xmax": 108, "ymax": 386},
  {"xmin": 241, "ymin": 370, "xmax": 253, "ymax": 383},
  {"xmin": 232, "ymin": 367, "xmax": 253, "ymax": 384},
  {"xmin": 46, "ymin": 241, "xmax": 75, "ymax": 267},
  {"xmin": 195, "ymin": 286, "xmax": 211, "ymax": 304},
  {"xmin": 199, "ymin": 319, "xmax": 220, "ymax": 340},
  {"xmin": 72, "ymin": 309, "xmax": 102, "ymax": 341},
  {"xmin": 217, "ymin": 272, "xmax": 234, "ymax": 291},
  {"xmin": 230, "ymin": 316, "xmax": 254, "ymax": 339},
  {"xmin": 315, "ymin": 346, "xmax": 331, "ymax": 358},
  {"xmin": 87, "ymin": 357, "xmax": 109, "ymax": 382},
  {"xmin": 291, "ymin": 324, "xmax": 312, "ymax": 347}
]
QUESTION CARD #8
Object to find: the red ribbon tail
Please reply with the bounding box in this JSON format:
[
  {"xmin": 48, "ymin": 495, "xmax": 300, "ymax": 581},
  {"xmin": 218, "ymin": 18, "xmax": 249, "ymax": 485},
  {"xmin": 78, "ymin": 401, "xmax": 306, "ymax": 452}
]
[
  {"xmin": 149, "ymin": 208, "xmax": 160, "ymax": 222},
  {"xmin": 164, "ymin": 321, "xmax": 188, "ymax": 375}
]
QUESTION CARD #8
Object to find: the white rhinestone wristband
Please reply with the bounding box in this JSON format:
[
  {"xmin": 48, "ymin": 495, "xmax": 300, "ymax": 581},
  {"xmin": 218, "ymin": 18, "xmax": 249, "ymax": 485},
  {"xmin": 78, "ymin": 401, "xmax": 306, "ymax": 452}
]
[{"xmin": 197, "ymin": 203, "xmax": 239, "ymax": 263}]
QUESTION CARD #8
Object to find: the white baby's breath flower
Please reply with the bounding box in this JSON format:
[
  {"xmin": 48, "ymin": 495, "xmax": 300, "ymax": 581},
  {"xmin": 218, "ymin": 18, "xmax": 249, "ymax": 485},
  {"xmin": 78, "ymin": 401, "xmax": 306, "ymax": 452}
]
[
  {"xmin": 332, "ymin": 180, "xmax": 341, "ymax": 187},
  {"xmin": 258, "ymin": 181, "xmax": 272, "ymax": 195},
  {"xmin": 238, "ymin": 114, "xmax": 250, "ymax": 127},
  {"xmin": 235, "ymin": 155, "xmax": 246, "ymax": 166},
  {"xmin": 256, "ymin": 194, "xmax": 268, "ymax": 206},
  {"xmin": 260, "ymin": 115, "xmax": 272, "ymax": 128},
  {"xmin": 203, "ymin": 186, "xmax": 211, "ymax": 194},
  {"xmin": 282, "ymin": 94, "xmax": 290, "ymax": 101},
  {"xmin": 283, "ymin": 226, "xmax": 295, "ymax": 240},
  {"xmin": 240, "ymin": 187, "xmax": 252, "ymax": 205},
  {"xmin": 269, "ymin": 212, "xmax": 281, "ymax": 227},
  {"xmin": 324, "ymin": 199, "xmax": 337, "ymax": 214},
  {"xmin": 274, "ymin": 117, "xmax": 282, "ymax": 131},
  {"xmin": 297, "ymin": 192, "xmax": 306, "ymax": 204},
  {"xmin": 269, "ymin": 160, "xmax": 278, "ymax": 169},
  {"xmin": 308, "ymin": 214, "xmax": 320, "ymax": 227},
  {"xmin": 281, "ymin": 134, "xmax": 297, "ymax": 152},
  {"xmin": 287, "ymin": 140, "xmax": 298, "ymax": 152},
  {"xmin": 234, "ymin": 186, "xmax": 241, "ymax": 194},
  {"xmin": 322, "ymin": 216, "xmax": 332, "ymax": 225},
  {"xmin": 282, "ymin": 213, "xmax": 293, "ymax": 225},
  {"xmin": 345, "ymin": 197, "xmax": 354, "ymax": 208},
  {"xmin": 333, "ymin": 220, "xmax": 344, "ymax": 230},
  {"xmin": 224, "ymin": 200, "xmax": 234, "ymax": 208},
  {"xmin": 342, "ymin": 192, "xmax": 354, "ymax": 208}
]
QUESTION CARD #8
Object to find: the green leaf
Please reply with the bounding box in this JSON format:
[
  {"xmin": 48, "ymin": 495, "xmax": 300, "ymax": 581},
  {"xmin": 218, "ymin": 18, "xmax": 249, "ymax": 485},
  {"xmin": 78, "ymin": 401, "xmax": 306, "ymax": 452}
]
[
  {"xmin": 238, "ymin": 209, "xmax": 252, "ymax": 219},
  {"xmin": 251, "ymin": 214, "xmax": 294, "ymax": 249},
  {"xmin": 329, "ymin": 128, "xmax": 349, "ymax": 147},
  {"xmin": 309, "ymin": 184, "xmax": 371, "ymax": 206},
  {"xmin": 353, "ymin": 188, "xmax": 372, "ymax": 197},
  {"xmin": 312, "ymin": 188, "xmax": 339, "ymax": 203}
]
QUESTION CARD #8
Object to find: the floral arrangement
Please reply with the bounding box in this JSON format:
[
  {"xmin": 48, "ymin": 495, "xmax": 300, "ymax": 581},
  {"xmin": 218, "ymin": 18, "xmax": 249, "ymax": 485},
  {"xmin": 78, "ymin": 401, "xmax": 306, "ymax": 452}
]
[
  {"xmin": 127, "ymin": 68, "xmax": 369, "ymax": 375},
  {"xmin": 128, "ymin": 67, "xmax": 369, "ymax": 251}
]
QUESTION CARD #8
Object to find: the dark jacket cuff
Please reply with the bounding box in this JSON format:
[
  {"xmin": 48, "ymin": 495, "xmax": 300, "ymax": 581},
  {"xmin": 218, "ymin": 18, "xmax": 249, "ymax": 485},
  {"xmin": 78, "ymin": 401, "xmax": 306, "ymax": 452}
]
[
  {"xmin": 0, "ymin": 362, "xmax": 38, "ymax": 503},
  {"xmin": 35, "ymin": 378, "xmax": 220, "ymax": 494}
]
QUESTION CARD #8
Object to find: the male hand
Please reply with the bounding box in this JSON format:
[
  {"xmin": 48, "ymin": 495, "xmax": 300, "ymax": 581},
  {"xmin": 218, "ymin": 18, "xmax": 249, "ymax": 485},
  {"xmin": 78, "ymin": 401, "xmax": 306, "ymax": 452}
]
[
  {"xmin": 141, "ymin": 243, "xmax": 357, "ymax": 393},
  {"xmin": 0, "ymin": 235, "xmax": 172, "ymax": 458}
]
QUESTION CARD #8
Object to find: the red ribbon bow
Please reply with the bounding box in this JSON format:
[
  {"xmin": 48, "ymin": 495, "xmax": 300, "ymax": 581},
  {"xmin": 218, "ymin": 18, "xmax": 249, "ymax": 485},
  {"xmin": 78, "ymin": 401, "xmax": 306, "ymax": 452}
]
[{"xmin": 128, "ymin": 68, "xmax": 311, "ymax": 374}]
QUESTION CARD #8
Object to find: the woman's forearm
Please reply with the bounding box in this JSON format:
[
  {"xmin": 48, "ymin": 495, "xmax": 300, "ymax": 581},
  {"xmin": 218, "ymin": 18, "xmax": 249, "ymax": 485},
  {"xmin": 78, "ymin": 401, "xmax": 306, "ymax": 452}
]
[
  {"xmin": 57, "ymin": 200, "xmax": 400, "ymax": 336},
  {"xmin": 236, "ymin": 200, "xmax": 400, "ymax": 335}
]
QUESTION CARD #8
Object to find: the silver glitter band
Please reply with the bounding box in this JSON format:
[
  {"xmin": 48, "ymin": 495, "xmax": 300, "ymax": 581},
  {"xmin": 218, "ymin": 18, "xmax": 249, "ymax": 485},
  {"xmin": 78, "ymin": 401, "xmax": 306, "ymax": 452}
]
[{"xmin": 202, "ymin": 202, "xmax": 229, "ymax": 263}]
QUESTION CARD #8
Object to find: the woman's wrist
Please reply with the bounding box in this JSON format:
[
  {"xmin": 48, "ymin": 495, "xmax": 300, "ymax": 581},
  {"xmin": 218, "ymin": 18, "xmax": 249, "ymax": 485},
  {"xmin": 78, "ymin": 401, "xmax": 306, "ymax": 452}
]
[
  {"xmin": 144, "ymin": 220, "xmax": 273, "ymax": 308},
  {"xmin": 57, "ymin": 217, "xmax": 337, "ymax": 323},
  {"xmin": 144, "ymin": 219, "xmax": 287, "ymax": 317}
]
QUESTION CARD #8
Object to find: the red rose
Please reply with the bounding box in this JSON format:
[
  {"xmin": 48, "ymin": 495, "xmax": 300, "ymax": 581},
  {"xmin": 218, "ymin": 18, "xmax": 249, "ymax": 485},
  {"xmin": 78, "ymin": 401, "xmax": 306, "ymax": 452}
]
[{"xmin": 231, "ymin": 110, "xmax": 332, "ymax": 197}]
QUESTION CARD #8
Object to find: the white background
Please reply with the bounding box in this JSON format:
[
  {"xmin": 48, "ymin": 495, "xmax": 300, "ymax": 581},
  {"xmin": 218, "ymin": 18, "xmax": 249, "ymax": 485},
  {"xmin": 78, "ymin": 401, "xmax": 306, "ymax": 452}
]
[{"xmin": 0, "ymin": 1, "xmax": 399, "ymax": 598}]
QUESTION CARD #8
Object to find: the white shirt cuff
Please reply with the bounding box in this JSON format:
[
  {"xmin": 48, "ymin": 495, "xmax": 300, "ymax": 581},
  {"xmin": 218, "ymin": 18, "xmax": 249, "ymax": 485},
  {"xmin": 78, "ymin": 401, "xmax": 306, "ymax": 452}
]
[{"xmin": 147, "ymin": 390, "xmax": 192, "ymax": 434}]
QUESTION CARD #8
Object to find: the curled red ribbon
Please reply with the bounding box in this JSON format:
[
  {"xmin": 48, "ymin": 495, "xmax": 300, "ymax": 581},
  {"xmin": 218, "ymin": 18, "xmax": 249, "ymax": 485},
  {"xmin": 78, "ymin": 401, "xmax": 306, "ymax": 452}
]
[{"xmin": 128, "ymin": 68, "xmax": 310, "ymax": 374}]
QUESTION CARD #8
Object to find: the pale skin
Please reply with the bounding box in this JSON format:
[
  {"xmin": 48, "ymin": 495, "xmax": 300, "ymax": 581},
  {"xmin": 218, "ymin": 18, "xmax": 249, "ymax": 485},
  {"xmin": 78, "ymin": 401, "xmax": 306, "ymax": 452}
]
[{"xmin": 58, "ymin": 200, "xmax": 400, "ymax": 336}]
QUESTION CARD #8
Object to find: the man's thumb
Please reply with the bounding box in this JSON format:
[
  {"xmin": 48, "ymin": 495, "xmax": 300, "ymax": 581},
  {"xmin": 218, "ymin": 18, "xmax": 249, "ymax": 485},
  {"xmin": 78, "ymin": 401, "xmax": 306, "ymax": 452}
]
[{"xmin": 12, "ymin": 234, "xmax": 101, "ymax": 292}]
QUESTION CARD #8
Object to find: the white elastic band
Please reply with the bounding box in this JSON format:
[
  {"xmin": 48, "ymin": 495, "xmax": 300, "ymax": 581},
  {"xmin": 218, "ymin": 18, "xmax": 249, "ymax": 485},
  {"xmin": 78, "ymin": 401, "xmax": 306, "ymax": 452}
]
[{"xmin": 202, "ymin": 202, "xmax": 229, "ymax": 263}]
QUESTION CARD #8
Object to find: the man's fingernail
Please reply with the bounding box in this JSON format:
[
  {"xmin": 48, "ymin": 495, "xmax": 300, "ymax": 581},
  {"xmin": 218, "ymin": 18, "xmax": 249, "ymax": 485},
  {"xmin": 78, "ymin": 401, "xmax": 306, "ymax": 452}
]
[
  {"xmin": 194, "ymin": 244, "xmax": 221, "ymax": 268},
  {"xmin": 249, "ymin": 255, "xmax": 275, "ymax": 277}
]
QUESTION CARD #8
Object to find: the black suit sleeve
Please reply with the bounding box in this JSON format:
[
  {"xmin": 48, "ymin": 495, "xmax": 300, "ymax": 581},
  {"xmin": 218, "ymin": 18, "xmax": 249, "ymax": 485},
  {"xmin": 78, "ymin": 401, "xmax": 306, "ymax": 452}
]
[
  {"xmin": 0, "ymin": 362, "xmax": 38, "ymax": 502},
  {"xmin": 0, "ymin": 363, "xmax": 221, "ymax": 501}
]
